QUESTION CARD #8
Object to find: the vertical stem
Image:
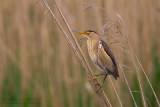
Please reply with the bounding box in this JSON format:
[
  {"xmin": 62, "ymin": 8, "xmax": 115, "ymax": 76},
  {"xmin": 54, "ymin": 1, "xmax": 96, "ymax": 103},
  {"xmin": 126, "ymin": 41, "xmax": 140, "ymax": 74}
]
[{"xmin": 42, "ymin": 0, "xmax": 111, "ymax": 106}]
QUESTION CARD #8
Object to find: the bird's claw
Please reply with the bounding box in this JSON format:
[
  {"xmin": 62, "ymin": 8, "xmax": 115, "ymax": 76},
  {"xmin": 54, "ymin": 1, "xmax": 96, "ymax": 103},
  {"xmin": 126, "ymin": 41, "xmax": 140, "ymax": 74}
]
[
  {"xmin": 92, "ymin": 76, "xmax": 97, "ymax": 80},
  {"xmin": 92, "ymin": 73, "xmax": 98, "ymax": 80},
  {"xmin": 96, "ymin": 84, "xmax": 102, "ymax": 92},
  {"xmin": 94, "ymin": 82, "xmax": 100, "ymax": 85},
  {"xmin": 93, "ymin": 73, "xmax": 103, "ymax": 92},
  {"xmin": 94, "ymin": 82, "xmax": 102, "ymax": 92}
]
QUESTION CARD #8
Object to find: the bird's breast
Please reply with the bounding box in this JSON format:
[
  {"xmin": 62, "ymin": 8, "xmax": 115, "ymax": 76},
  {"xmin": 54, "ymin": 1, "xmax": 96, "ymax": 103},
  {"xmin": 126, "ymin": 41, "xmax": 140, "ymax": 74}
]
[{"xmin": 87, "ymin": 39, "xmax": 98, "ymax": 63}]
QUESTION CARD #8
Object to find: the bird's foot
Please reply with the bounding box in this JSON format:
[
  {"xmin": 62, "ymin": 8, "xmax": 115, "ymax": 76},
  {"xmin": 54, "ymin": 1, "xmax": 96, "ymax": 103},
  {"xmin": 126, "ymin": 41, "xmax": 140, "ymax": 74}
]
[
  {"xmin": 95, "ymin": 83, "xmax": 103, "ymax": 92},
  {"xmin": 94, "ymin": 82, "xmax": 100, "ymax": 85},
  {"xmin": 92, "ymin": 73, "xmax": 98, "ymax": 80}
]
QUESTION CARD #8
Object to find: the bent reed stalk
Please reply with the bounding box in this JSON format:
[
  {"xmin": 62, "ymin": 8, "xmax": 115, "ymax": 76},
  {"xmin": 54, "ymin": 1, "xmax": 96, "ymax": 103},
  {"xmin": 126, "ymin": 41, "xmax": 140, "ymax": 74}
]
[
  {"xmin": 117, "ymin": 14, "xmax": 160, "ymax": 106},
  {"xmin": 42, "ymin": 0, "xmax": 111, "ymax": 106}
]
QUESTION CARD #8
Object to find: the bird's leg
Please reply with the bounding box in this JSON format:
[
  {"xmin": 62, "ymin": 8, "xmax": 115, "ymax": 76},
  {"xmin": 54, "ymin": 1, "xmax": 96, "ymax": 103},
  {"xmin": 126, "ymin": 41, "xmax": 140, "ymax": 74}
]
[
  {"xmin": 93, "ymin": 73, "xmax": 106, "ymax": 91},
  {"xmin": 102, "ymin": 74, "xmax": 108, "ymax": 87},
  {"xmin": 96, "ymin": 74, "xmax": 108, "ymax": 92},
  {"xmin": 92, "ymin": 73, "xmax": 105, "ymax": 80},
  {"xmin": 93, "ymin": 73, "xmax": 104, "ymax": 87}
]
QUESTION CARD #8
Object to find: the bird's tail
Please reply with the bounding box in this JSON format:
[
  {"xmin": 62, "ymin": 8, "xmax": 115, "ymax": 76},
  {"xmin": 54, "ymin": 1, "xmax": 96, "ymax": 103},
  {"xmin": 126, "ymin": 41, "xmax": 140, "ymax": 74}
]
[
  {"xmin": 112, "ymin": 67, "xmax": 119, "ymax": 80},
  {"xmin": 105, "ymin": 66, "xmax": 119, "ymax": 80}
]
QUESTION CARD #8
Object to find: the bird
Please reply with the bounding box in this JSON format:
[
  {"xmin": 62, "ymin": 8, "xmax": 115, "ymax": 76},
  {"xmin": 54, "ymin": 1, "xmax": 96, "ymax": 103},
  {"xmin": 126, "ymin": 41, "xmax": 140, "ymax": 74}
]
[{"xmin": 74, "ymin": 30, "xmax": 119, "ymax": 90}]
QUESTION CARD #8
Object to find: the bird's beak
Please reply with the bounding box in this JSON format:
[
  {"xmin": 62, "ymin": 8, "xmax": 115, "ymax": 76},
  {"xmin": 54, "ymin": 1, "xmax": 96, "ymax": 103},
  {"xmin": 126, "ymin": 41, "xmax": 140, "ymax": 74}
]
[{"xmin": 73, "ymin": 31, "xmax": 89, "ymax": 36}]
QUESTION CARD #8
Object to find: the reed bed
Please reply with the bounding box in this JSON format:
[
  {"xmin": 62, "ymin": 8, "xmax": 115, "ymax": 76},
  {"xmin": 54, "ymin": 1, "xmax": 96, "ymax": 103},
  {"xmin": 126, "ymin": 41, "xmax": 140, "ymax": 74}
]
[{"xmin": 0, "ymin": 0, "xmax": 160, "ymax": 107}]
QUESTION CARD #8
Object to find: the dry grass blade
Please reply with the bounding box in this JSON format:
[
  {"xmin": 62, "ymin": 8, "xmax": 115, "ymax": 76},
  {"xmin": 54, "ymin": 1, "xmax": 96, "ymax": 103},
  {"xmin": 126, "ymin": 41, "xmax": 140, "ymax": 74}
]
[
  {"xmin": 109, "ymin": 77, "xmax": 123, "ymax": 107},
  {"xmin": 117, "ymin": 14, "xmax": 160, "ymax": 106},
  {"xmin": 127, "ymin": 47, "xmax": 147, "ymax": 106},
  {"xmin": 53, "ymin": 0, "xmax": 94, "ymax": 79},
  {"xmin": 118, "ymin": 63, "xmax": 137, "ymax": 107},
  {"xmin": 42, "ymin": 0, "xmax": 111, "ymax": 106},
  {"xmin": 136, "ymin": 70, "xmax": 146, "ymax": 107},
  {"xmin": 53, "ymin": 0, "xmax": 112, "ymax": 106},
  {"xmin": 53, "ymin": 0, "xmax": 113, "ymax": 106},
  {"xmin": 129, "ymin": 46, "xmax": 146, "ymax": 107},
  {"xmin": 112, "ymin": 14, "xmax": 146, "ymax": 106},
  {"xmin": 41, "ymin": 0, "xmax": 84, "ymax": 74},
  {"xmin": 133, "ymin": 49, "xmax": 160, "ymax": 106},
  {"xmin": 101, "ymin": 20, "xmax": 137, "ymax": 106}
]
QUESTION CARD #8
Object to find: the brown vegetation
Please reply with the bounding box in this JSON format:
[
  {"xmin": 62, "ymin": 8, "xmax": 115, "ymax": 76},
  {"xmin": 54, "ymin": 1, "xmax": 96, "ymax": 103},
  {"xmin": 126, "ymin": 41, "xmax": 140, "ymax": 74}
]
[{"xmin": 0, "ymin": 0, "xmax": 160, "ymax": 106}]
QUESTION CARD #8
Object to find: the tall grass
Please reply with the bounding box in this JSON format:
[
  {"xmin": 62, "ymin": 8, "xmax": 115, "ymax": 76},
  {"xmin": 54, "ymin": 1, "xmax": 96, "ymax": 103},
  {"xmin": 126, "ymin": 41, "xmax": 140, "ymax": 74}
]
[{"xmin": 0, "ymin": 0, "xmax": 160, "ymax": 107}]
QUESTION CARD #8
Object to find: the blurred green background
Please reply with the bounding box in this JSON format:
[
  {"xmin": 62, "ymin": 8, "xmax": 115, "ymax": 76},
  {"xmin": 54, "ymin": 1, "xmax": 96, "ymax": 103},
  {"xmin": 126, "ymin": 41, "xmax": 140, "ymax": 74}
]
[{"xmin": 0, "ymin": 0, "xmax": 160, "ymax": 106}]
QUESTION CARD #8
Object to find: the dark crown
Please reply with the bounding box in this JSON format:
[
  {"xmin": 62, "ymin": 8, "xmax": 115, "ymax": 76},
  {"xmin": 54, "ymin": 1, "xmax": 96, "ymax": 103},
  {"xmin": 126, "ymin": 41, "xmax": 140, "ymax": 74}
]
[{"xmin": 85, "ymin": 30, "xmax": 97, "ymax": 34}]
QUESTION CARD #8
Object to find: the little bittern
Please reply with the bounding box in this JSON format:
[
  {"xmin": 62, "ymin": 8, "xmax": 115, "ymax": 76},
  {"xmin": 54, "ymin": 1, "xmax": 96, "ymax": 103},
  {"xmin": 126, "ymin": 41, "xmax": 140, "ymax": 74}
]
[{"xmin": 74, "ymin": 30, "xmax": 119, "ymax": 89}]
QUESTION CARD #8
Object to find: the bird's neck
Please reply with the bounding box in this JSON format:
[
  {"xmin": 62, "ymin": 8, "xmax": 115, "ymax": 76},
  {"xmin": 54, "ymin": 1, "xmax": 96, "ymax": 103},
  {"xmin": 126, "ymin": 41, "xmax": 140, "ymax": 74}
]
[
  {"xmin": 87, "ymin": 39, "xmax": 99, "ymax": 50},
  {"xmin": 86, "ymin": 38, "xmax": 100, "ymax": 62}
]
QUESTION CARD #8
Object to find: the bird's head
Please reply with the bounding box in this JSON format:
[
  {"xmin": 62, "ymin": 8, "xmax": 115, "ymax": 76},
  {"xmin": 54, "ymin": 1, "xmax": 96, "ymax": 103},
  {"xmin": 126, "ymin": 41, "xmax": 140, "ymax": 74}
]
[{"xmin": 74, "ymin": 30, "xmax": 99, "ymax": 39}]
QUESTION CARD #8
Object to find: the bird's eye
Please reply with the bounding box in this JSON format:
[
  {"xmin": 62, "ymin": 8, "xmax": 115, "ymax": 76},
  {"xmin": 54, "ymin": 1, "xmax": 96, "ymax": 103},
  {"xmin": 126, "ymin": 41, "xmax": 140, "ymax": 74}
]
[{"xmin": 86, "ymin": 32, "xmax": 90, "ymax": 35}]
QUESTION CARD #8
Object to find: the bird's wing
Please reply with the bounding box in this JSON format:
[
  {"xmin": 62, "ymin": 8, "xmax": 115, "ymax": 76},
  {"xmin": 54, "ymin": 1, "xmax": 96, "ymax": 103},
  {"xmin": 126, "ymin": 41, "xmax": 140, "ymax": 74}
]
[{"xmin": 98, "ymin": 40, "xmax": 119, "ymax": 79}]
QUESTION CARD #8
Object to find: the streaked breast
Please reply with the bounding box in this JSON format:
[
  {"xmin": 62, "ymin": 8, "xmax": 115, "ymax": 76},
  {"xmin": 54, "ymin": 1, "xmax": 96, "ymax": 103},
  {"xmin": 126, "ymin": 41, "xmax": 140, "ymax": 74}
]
[{"xmin": 86, "ymin": 39, "xmax": 98, "ymax": 63}]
